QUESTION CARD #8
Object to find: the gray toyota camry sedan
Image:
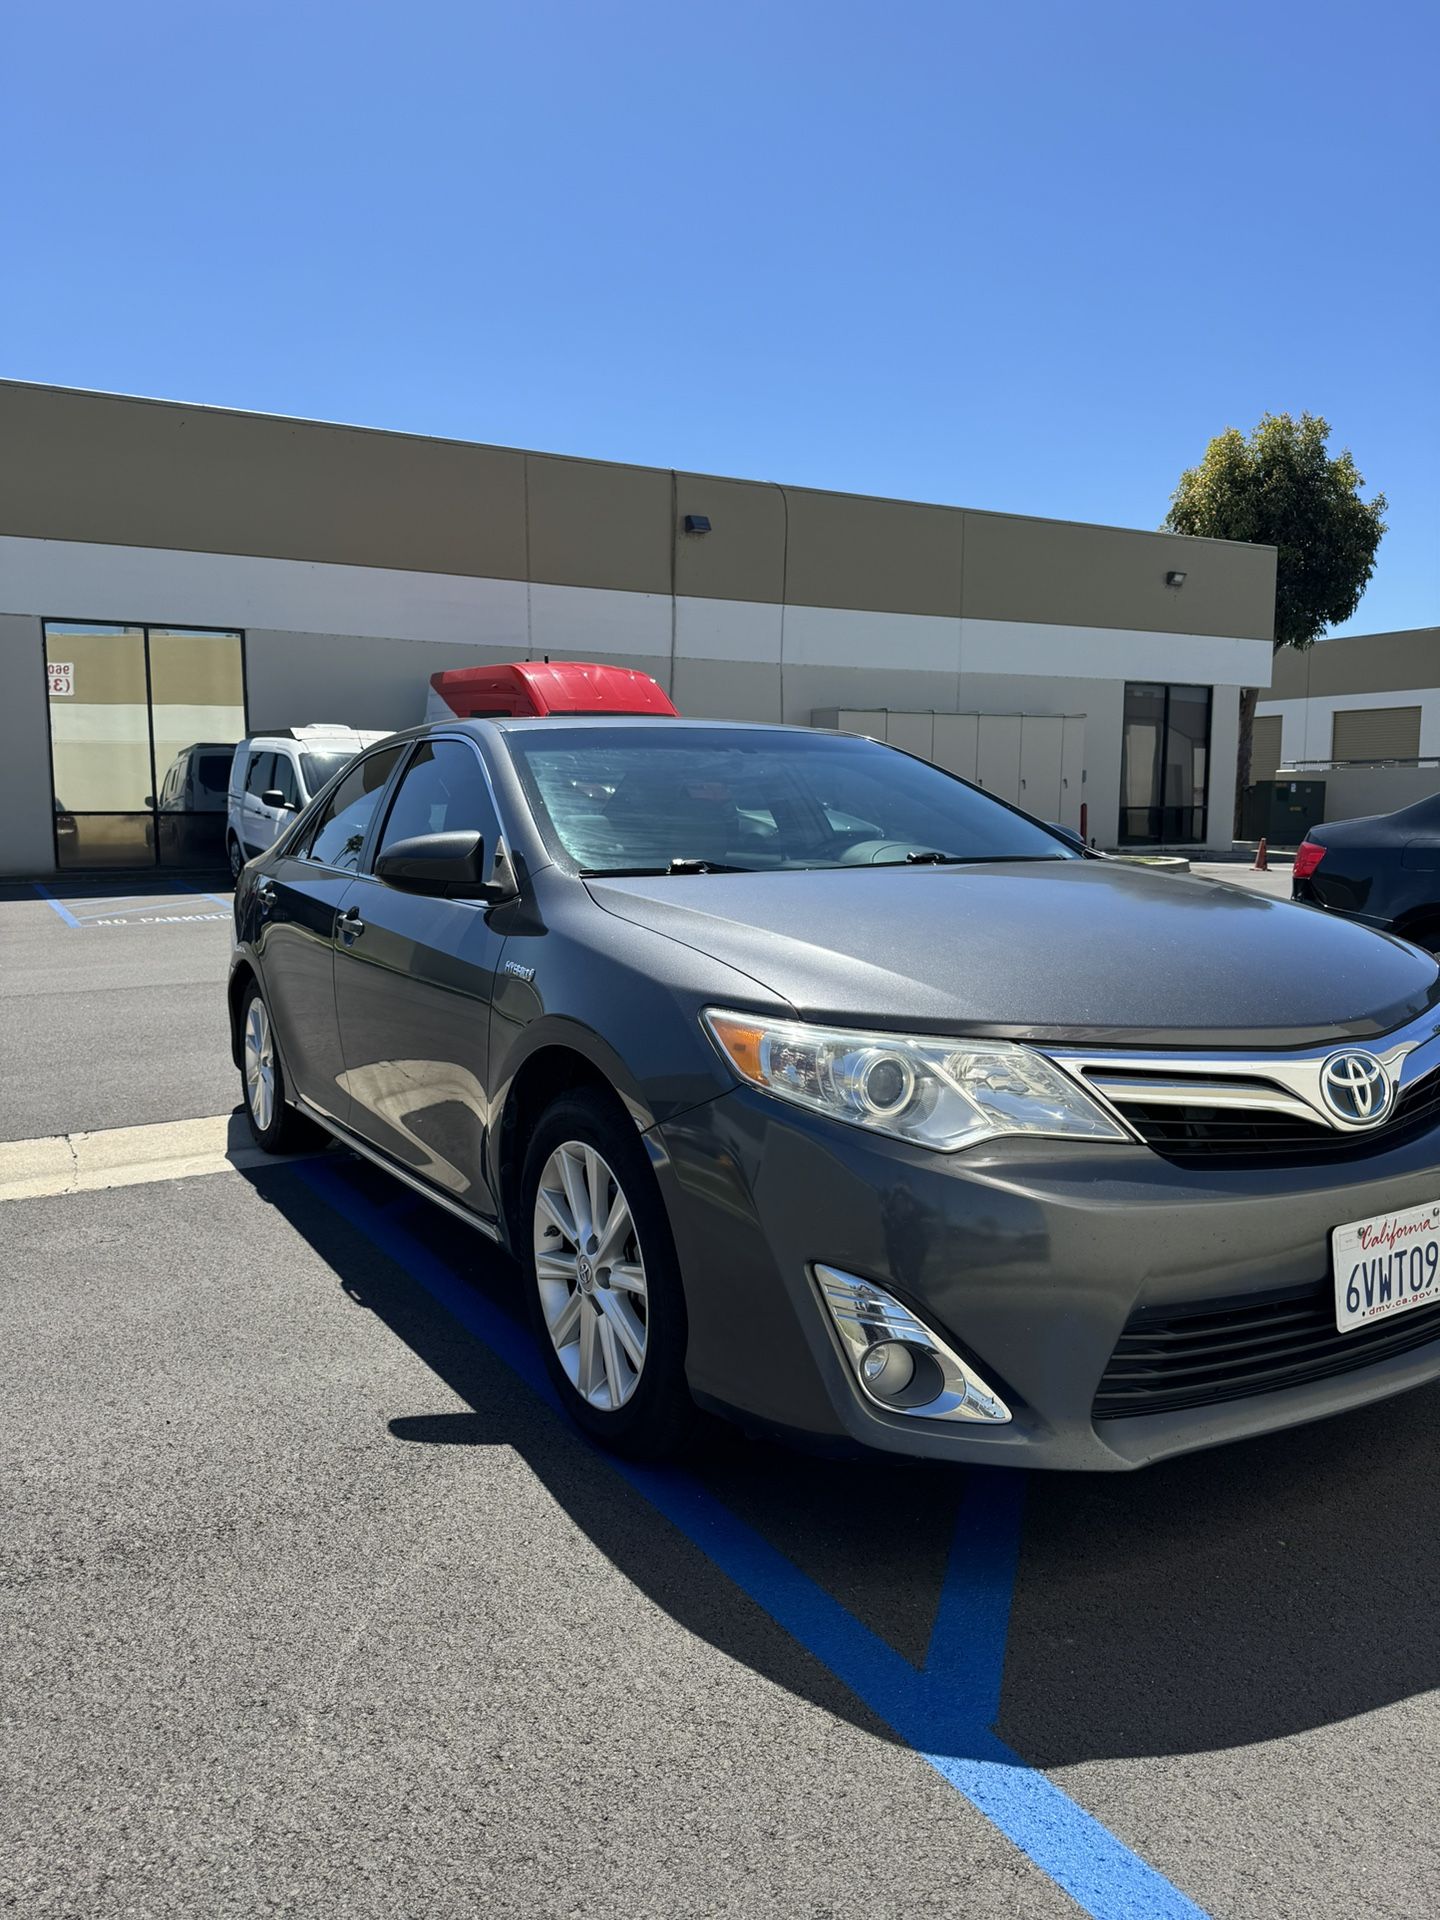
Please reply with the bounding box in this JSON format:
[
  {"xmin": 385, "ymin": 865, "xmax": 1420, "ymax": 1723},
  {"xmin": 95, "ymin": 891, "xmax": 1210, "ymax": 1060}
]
[{"xmin": 228, "ymin": 716, "xmax": 1440, "ymax": 1468}]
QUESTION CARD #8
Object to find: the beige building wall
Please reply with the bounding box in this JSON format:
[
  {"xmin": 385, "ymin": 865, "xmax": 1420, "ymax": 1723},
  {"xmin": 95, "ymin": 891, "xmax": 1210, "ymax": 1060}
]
[
  {"xmin": 1268, "ymin": 628, "xmax": 1440, "ymax": 699},
  {"xmin": 959, "ymin": 512, "xmax": 1274, "ymax": 641},
  {"xmin": 0, "ymin": 380, "xmax": 1276, "ymax": 639},
  {"xmin": 1259, "ymin": 629, "xmax": 1440, "ymax": 770},
  {"xmin": 0, "ymin": 380, "xmax": 1279, "ymax": 873}
]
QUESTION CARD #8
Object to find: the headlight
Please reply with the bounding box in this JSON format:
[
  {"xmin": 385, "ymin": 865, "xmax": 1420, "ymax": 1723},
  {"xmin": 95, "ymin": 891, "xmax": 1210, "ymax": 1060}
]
[{"xmin": 703, "ymin": 1009, "xmax": 1128, "ymax": 1151}]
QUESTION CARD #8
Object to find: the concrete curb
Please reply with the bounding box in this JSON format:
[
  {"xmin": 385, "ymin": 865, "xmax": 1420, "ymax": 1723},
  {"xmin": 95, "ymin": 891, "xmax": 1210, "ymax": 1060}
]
[
  {"xmin": 1105, "ymin": 854, "xmax": 1191, "ymax": 873},
  {"xmin": 0, "ymin": 1113, "xmax": 318, "ymax": 1202}
]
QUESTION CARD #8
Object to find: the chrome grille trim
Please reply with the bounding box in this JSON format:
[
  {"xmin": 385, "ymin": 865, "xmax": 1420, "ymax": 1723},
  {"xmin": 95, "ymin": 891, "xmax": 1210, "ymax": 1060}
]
[
  {"xmin": 1082, "ymin": 1074, "xmax": 1323, "ymax": 1126},
  {"xmin": 1047, "ymin": 1006, "xmax": 1440, "ymax": 1139}
]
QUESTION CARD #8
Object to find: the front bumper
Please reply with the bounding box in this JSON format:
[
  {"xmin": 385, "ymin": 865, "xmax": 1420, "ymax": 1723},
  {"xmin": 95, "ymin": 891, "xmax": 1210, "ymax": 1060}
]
[{"xmin": 654, "ymin": 1086, "xmax": 1440, "ymax": 1469}]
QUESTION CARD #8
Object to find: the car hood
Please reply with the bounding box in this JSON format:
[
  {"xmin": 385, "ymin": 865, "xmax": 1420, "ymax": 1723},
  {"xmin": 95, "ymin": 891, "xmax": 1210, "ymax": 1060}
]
[{"xmin": 587, "ymin": 859, "xmax": 1440, "ymax": 1045}]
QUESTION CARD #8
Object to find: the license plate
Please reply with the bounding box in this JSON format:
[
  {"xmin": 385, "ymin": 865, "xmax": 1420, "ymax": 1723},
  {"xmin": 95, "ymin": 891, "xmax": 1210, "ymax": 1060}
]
[{"xmin": 1332, "ymin": 1201, "xmax": 1440, "ymax": 1333}]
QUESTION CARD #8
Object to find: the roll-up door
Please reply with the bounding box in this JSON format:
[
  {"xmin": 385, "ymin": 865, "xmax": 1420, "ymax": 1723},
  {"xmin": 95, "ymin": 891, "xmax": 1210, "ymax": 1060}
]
[
  {"xmin": 1330, "ymin": 707, "xmax": 1420, "ymax": 762},
  {"xmin": 1251, "ymin": 714, "xmax": 1283, "ymax": 780}
]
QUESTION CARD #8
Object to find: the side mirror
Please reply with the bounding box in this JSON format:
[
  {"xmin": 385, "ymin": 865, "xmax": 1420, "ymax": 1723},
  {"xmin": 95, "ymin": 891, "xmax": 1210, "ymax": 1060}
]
[
  {"xmin": 375, "ymin": 829, "xmax": 506, "ymax": 899},
  {"xmin": 261, "ymin": 789, "xmax": 298, "ymax": 811},
  {"xmin": 1047, "ymin": 821, "xmax": 1087, "ymax": 852}
]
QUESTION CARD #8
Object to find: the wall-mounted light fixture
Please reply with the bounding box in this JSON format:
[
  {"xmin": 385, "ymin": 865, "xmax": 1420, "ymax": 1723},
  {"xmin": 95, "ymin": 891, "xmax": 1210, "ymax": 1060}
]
[
  {"xmin": 682, "ymin": 513, "xmax": 712, "ymax": 535},
  {"xmin": 1165, "ymin": 569, "xmax": 1187, "ymax": 589}
]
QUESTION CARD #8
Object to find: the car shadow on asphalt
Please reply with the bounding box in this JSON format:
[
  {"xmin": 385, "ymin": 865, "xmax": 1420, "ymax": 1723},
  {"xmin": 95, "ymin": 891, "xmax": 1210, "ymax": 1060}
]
[
  {"xmin": 1003, "ymin": 1378, "xmax": 1440, "ymax": 1762},
  {"xmin": 241, "ymin": 1153, "xmax": 1440, "ymax": 1769},
  {"xmin": 240, "ymin": 1154, "xmax": 946, "ymax": 1745}
]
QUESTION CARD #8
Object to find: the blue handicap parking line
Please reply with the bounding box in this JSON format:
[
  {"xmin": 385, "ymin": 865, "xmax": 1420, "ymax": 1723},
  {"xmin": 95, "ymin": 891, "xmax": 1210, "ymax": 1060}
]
[
  {"xmin": 31, "ymin": 883, "xmax": 83, "ymax": 929},
  {"xmin": 294, "ymin": 1157, "xmax": 1211, "ymax": 1920},
  {"xmin": 31, "ymin": 882, "xmax": 232, "ymax": 926}
]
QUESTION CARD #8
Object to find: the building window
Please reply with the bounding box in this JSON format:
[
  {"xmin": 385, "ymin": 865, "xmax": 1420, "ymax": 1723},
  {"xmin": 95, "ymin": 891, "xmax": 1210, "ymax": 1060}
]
[
  {"xmin": 44, "ymin": 621, "xmax": 246, "ymax": 869},
  {"xmin": 1119, "ymin": 682, "xmax": 1211, "ymax": 844}
]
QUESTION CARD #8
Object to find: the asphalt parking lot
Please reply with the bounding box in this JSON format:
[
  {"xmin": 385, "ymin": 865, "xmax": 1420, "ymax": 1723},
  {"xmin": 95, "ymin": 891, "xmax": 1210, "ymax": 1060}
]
[{"xmin": 3, "ymin": 873, "xmax": 1438, "ymax": 1919}]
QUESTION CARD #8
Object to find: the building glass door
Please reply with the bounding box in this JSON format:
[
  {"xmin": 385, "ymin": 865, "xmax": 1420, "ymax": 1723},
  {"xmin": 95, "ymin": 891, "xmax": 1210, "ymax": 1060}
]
[
  {"xmin": 44, "ymin": 622, "xmax": 246, "ymax": 869},
  {"xmin": 1118, "ymin": 681, "xmax": 1211, "ymax": 844}
]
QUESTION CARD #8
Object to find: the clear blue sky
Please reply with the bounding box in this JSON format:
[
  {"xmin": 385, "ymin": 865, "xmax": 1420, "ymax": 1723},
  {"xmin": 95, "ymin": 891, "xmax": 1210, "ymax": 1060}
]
[{"xmin": 4, "ymin": 0, "xmax": 1435, "ymax": 635}]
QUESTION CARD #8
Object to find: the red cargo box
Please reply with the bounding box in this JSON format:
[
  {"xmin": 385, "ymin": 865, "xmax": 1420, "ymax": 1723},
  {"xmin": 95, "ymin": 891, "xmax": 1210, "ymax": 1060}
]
[{"xmin": 426, "ymin": 659, "xmax": 677, "ymax": 721}]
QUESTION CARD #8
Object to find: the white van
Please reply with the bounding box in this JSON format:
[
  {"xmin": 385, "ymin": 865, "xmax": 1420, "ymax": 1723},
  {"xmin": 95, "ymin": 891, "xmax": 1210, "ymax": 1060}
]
[{"xmin": 226, "ymin": 725, "xmax": 391, "ymax": 879}]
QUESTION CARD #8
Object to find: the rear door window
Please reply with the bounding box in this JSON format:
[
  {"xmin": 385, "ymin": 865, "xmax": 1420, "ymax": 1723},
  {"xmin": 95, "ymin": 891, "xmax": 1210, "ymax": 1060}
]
[{"xmin": 301, "ymin": 746, "xmax": 405, "ymax": 872}]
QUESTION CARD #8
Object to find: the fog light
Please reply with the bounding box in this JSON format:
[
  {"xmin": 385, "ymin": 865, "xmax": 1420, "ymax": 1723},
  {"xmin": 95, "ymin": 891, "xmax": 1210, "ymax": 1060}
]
[{"xmin": 813, "ymin": 1266, "xmax": 1011, "ymax": 1425}]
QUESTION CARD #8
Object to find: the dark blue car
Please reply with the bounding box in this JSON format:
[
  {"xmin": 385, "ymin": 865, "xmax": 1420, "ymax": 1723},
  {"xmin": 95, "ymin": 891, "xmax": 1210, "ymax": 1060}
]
[{"xmin": 1292, "ymin": 791, "xmax": 1440, "ymax": 951}]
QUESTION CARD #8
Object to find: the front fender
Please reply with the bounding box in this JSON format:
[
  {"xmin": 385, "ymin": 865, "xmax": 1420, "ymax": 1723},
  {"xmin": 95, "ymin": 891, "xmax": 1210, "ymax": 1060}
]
[
  {"xmin": 482, "ymin": 876, "xmax": 795, "ymax": 1226},
  {"xmin": 491, "ymin": 1009, "xmax": 671, "ymax": 1137}
]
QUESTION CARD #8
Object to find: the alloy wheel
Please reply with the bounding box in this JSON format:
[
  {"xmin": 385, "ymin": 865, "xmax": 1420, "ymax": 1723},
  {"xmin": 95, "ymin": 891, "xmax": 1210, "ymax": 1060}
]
[
  {"xmin": 533, "ymin": 1140, "xmax": 649, "ymax": 1411},
  {"xmin": 243, "ymin": 996, "xmax": 276, "ymax": 1133}
]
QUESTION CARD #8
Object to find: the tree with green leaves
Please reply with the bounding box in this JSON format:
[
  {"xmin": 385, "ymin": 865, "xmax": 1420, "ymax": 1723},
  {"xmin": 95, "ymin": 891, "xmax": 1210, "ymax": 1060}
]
[{"xmin": 1164, "ymin": 412, "xmax": 1387, "ymax": 829}]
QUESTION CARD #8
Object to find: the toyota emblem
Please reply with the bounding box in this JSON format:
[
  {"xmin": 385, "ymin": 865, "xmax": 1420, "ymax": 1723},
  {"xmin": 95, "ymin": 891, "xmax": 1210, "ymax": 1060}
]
[{"xmin": 1319, "ymin": 1050, "xmax": 1392, "ymax": 1125}]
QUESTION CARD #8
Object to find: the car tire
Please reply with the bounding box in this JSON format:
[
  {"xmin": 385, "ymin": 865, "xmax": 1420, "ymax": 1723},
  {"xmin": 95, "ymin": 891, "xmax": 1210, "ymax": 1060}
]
[
  {"xmin": 227, "ymin": 836, "xmax": 245, "ymax": 883},
  {"xmin": 238, "ymin": 978, "xmax": 323, "ymax": 1154},
  {"xmin": 521, "ymin": 1088, "xmax": 693, "ymax": 1459}
]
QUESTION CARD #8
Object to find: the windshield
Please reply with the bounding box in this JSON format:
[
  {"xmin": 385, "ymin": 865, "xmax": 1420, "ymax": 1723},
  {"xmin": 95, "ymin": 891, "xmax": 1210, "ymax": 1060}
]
[
  {"xmin": 507, "ymin": 726, "xmax": 1080, "ymax": 875},
  {"xmin": 300, "ymin": 750, "xmax": 355, "ymax": 797}
]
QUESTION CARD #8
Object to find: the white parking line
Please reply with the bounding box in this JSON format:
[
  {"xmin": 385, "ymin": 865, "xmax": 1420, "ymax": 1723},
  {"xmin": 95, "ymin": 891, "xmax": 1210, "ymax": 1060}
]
[
  {"xmin": 0, "ymin": 1113, "xmax": 319, "ymax": 1203},
  {"xmin": 84, "ymin": 912, "xmax": 231, "ymax": 927},
  {"xmin": 30, "ymin": 883, "xmax": 234, "ymax": 929},
  {"xmin": 70, "ymin": 897, "xmax": 229, "ymax": 917}
]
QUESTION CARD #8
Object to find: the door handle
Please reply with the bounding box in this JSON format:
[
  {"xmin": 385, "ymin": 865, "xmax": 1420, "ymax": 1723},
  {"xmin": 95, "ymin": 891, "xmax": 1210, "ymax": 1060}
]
[{"xmin": 337, "ymin": 906, "xmax": 365, "ymax": 943}]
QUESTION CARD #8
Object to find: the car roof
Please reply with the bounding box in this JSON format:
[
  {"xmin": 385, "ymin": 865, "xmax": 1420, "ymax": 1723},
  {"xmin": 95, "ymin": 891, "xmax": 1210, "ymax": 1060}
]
[
  {"xmin": 485, "ymin": 714, "xmax": 831, "ymax": 737},
  {"xmin": 239, "ymin": 729, "xmax": 378, "ymax": 747},
  {"xmin": 326, "ymin": 714, "xmax": 855, "ymax": 758}
]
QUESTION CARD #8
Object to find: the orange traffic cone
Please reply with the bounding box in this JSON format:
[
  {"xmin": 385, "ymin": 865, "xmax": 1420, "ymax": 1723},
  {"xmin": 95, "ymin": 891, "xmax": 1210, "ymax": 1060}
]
[{"xmin": 1254, "ymin": 838, "xmax": 1269, "ymax": 871}]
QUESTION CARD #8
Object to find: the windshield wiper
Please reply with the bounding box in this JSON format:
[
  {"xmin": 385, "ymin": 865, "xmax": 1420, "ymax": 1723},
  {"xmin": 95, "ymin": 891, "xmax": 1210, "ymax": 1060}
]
[
  {"xmin": 862, "ymin": 851, "xmax": 1071, "ymax": 869},
  {"xmin": 580, "ymin": 858, "xmax": 748, "ymax": 877},
  {"xmin": 834, "ymin": 849, "xmax": 968, "ymax": 866}
]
